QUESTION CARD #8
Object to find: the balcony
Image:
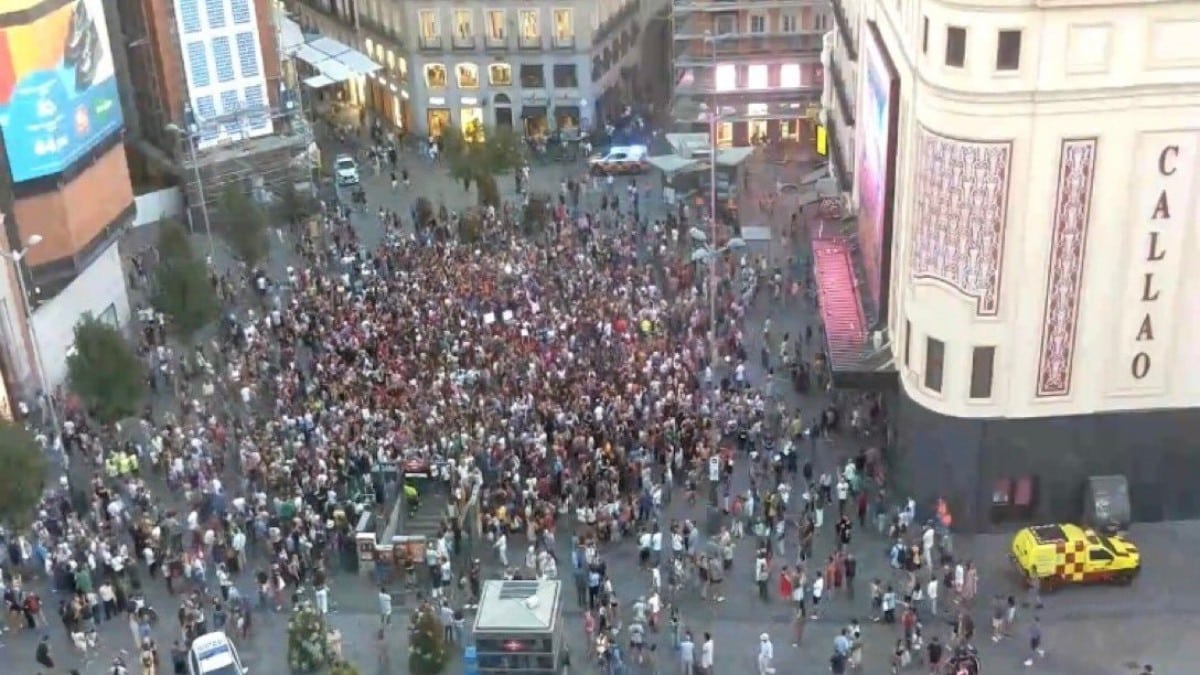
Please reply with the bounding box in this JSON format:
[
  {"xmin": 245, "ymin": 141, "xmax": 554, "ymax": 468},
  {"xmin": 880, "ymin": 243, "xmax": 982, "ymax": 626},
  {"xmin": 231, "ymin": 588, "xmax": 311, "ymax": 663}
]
[
  {"xmin": 673, "ymin": 0, "xmax": 820, "ymax": 13},
  {"xmin": 593, "ymin": 0, "xmax": 641, "ymax": 47},
  {"xmin": 829, "ymin": 60, "xmax": 855, "ymax": 127},
  {"xmin": 553, "ymin": 34, "xmax": 576, "ymax": 50},
  {"xmin": 452, "ymin": 33, "xmax": 476, "ymax": 50},
  {"xmin": 831, "ymin": 0, "xmax": 857, "ymax": 61},
  {"xmin": 674, "ymin": 33, "xmax": 824, "ymax": 63},
  {"xmin": 419, "ymin": 35, "xmax": 443, "ymax": 51},
  {"xmin": 519, "ymin": 34, "xmax": 543, "ymax": 50}
]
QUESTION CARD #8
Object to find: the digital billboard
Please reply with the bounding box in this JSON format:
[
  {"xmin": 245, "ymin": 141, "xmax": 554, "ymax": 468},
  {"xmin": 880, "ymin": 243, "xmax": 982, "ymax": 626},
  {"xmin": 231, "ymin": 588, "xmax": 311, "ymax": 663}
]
[
  {"xmin": 854, "ymin": 22, "xmax": 900, "ymax": 324},
  {"xmin": 0, "ymin": 0, "xmax": 123, "ymax": 183}
]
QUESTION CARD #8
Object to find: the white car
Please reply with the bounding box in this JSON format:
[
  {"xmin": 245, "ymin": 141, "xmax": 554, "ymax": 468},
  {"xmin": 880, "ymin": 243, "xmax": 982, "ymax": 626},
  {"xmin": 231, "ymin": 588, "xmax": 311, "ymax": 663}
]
[
  {"xmin": 335, "ymin": 154, "xmax": 360, "ymax": 186},
  {"xmin": 188, "ymin": 632, "xmax": 248, "ymax": 675},
  {"xmin": 588, "ymin": 145, "xmax": 649, "ymax": 175}
]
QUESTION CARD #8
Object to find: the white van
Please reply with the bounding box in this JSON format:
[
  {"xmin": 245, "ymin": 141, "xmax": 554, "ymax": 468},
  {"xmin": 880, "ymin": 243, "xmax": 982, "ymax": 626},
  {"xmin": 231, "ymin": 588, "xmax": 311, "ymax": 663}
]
[{"xmin": 188, "ymin": 632, "xmax": 248, "ymax": 675}]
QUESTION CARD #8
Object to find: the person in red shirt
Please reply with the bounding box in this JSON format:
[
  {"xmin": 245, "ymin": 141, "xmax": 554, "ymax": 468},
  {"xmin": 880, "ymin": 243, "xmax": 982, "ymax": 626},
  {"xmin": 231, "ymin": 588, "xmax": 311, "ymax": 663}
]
[{"xmin": 779, "ymin": 565, "xmax": 794, "ymax": 601}]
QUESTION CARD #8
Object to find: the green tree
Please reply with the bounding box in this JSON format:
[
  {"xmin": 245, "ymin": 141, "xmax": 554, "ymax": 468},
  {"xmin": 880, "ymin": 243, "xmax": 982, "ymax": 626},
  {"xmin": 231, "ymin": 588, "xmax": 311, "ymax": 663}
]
[
  {"xmin": 67, "ymin": 316, "xmax": 146, "ymax": 423},
  {"xmin": 287, "ymin": 604, "xmax": 330, "ymax": 673},
  {"xmin": 152, "ymin": 221, "xmax": 219, "ymax": 343},
  {"xmin": 0, "ymin": 422, "xmax": 49, "ymax": 530},
  {"xmin": 442, "ymin": 122, "xmax": 523, "ymax": 208},
  {"xmin": 408, "ymin": 604, "xmax": 448, "ymax": 675},
  {"xmin": 218, "ymin": 185, "xmax": 271, "ymax": 267},
  {"xmin": 329, "ymin": 661, "xmax": 361, "ymax": 675},
  {"xmin": 276, "ymin": 181, "xmax": 318, "ymax": 226}
]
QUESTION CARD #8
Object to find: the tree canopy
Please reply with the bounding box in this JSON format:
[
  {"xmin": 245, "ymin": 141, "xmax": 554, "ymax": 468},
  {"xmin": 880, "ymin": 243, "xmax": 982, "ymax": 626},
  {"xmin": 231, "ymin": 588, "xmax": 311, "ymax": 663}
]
[
  {"xmin": 67, "ymin": 315, "xmax": 146, "ymax": 423},
  {"xmin": 152, "ymin": 220, "xmax": 219, "ymax": 343},
  {"xmin": 441, "ymin": 122, "xmax": 523, "ymax": 207},
  {"xmin": 0, "ymin": 421, "xmax": 49, "ymax": 530},
  {"xmin": 218, "ymin": 185, "xmax": 271, "ymax": 267}
]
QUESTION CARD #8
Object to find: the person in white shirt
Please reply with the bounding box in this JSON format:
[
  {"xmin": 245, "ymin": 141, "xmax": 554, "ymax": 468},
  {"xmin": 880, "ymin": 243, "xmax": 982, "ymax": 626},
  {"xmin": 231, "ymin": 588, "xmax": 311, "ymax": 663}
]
[
  {"xmin": 758, "ymin": 633, "xmax": 775, "ymax": 674},
  {"xmin": 927, "ymin": 576, "xmax": 940, "ymax": 617},
  {"xmin": 700, "ymin": 632, "xmax": 715, "ymax": 674},
  {"xmin": 811, "ymin": 575, "xmax": 825, "ymax": 619},
  {"xmin": 679, "ymin": 632, "xmax": 696, "ymax": 675}
]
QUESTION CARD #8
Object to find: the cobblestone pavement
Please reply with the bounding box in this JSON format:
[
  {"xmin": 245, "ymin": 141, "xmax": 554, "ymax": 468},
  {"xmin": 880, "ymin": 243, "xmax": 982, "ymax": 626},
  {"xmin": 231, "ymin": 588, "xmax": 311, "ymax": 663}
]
[{"xmin": 6, "ymin": 135, "xmax": 1198, "ymax": 675}]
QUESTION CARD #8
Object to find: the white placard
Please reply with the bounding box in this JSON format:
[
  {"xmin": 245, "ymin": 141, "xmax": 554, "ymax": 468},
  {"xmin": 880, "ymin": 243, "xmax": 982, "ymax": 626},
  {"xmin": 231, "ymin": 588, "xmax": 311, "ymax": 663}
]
[{"xmin": 483, "ymin": 313, "xmax": 496, "ymax": 325}]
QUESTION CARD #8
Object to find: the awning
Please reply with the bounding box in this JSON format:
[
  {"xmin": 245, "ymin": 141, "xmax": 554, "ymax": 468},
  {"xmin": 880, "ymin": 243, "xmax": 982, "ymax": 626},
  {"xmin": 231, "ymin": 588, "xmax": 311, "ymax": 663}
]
[
  {"xmin": 716, "ymin": 147, "xmax": 754, "ymax": 166},
  {"xmin": 304, "ymin": 74, "xmax": 337, "ymax": 88},
  {"xmin": 276, "ymin": 11, "xmax": 305, "ymax": 54},
  {"xmin": 646, "ymin": 154, "xmax": 700, "ymax": 175},
  {"xmin": 554, "ymin": 105, "xmax": 580, "ymax": 118},
  {"xmin": 290, "ymin": 33, "xmax": 382, "ymax": 84},
  {"xmin": 522, "ymin": 106, "xmax": 547, "ymax": 118},
  {"xmin": 810, "ymin": 237, "xmax": 897, "ymax": 387}
]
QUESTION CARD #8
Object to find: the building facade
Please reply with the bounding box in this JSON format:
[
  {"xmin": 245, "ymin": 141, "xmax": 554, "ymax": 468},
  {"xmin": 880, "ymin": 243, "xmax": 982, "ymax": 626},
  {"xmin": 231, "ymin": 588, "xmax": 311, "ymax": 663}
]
[
  {"xmin": 289, "ymin": 0, "xmax": 651, "ymax": 137},
  {"xmin": 826, "ymin": 0, "xmax": 1200, "ymax": 528},
  {"xmin": 0, "ymin": 0, "xmax": 135, "ymax": 404},
  {"xmin": 820, "ymin": 0, "xmax": 856, "ymax": 192},
  {"xmin": 671, "ymin": 0, "xmax": 829, "ymax": 146}
]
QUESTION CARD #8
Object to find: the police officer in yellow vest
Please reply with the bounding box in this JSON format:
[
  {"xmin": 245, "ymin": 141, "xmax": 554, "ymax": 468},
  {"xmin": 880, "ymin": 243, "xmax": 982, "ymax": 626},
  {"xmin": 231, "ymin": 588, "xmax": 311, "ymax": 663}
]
[
  {"xmin": 105, "ymin": 453, "xmax": 120, "ymax": 478},
  {"xmin": 119, "ymin": 451, "xmax": 138, "ymax": 476}
]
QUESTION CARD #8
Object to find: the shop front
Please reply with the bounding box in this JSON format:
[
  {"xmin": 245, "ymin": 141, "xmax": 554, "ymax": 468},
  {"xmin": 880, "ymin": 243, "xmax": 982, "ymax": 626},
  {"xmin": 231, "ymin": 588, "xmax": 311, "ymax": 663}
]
[
  {"xmin": 522, "ymin": 106, "xmax": 549, "ymax": 138},
  {"xmin": 426, "ymin": 99, "xmax": 451, "ymax": 138},
  {"xmin": 365, "ymin": 76, "xmax": 408, "ymax": 131},
  {"xmin": 554, "ymin": 105, "xmax": 580, "ymax": 135},
  {"xmin": 460, "ymin": 98, "xmax": 485, "ymax": 137},
  {"xmin": 494, "ymin": 93, "xmax": 514, "ymax": 129}
]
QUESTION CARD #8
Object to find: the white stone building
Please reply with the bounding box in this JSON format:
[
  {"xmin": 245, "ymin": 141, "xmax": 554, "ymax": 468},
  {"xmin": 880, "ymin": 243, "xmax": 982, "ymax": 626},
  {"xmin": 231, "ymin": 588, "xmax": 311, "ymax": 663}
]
[{"xmin": 821, "ymin": 0, "xmax": 1200, "ymax": 528}]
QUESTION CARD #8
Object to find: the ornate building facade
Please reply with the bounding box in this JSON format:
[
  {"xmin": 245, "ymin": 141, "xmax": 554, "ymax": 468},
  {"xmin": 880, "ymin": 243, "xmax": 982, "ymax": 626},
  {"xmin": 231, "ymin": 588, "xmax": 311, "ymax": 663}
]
[{"xmin": 825, "ymin": 0, "xmax": 1200, "ymax": 529}]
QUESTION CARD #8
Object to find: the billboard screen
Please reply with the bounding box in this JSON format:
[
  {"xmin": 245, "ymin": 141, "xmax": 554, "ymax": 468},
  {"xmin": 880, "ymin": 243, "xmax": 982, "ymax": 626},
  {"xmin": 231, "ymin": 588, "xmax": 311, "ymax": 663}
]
[
  {"xmin": 0, "ymin": 0, "xmax": 123, "ymax": 183},
  {"xmin": 854, "ymin": 22, "xmax": 900, "ymax": 324}
]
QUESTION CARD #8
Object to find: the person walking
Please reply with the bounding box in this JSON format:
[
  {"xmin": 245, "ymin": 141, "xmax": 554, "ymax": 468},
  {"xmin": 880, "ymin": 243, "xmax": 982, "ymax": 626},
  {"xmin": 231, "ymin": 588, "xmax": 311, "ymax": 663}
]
[
  {"xmin": 700, "ymin": 632, "xmax": 715, "ymax": 675},
  {"xmin": 1023, "ymin": 616, "xmax": 1045, "ymax": 667},
  {"xmin": 35, "ymin": 635, "xmax": 54, "ymax": 670},
  {"xmin": 757, "ymin": 633, "xmax": 775, "ymax": 675},
  {"xmin": 679, "ymin": 630, "xmax": 696, "ymax": 675},
  {"xmin": 378, "ymin": 587, "xmax": 393, "ymax": 626}
]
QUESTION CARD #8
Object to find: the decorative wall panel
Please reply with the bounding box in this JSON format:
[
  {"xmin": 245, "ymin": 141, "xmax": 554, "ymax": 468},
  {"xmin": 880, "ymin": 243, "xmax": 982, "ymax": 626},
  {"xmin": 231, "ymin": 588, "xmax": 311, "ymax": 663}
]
[
  {"xmin": 910, "ymin": 130, "xmax": 1013, "ymax": 315},
  {"xmin": 1036, "ymin": 139, "xmax": 1097, "ymax": 398}
]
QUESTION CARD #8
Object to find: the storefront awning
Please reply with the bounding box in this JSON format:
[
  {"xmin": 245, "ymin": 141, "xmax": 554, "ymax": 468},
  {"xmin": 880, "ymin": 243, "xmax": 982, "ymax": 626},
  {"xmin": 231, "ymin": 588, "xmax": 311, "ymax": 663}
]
[
  {"xmin": 304, "ymin": 74, "xmax": 337, "ymax": 89},
  {"xmin": 291, "ymin": 33, "xmax": 382, "ymax": 86},
  {"xmin": 522, "ymin": 106, "xmax": 547, "ymax": 119},
  {"xmin": 647, "ymin": 154, "xmax": 700, "ymax": 175},
  {"xmin": 276, "ymin": 11, "xmax": 305, "ymax": 54},
  {"xmin": 554, "ymin": 105, "xmax": 580, "ymax": 117}
]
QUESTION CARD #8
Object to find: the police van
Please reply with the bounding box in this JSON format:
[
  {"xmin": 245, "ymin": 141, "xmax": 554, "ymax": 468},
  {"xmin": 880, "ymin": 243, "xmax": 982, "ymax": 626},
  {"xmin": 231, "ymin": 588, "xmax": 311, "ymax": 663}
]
[
  {"xmin": 587, "ymin": 145, "xmax": 649, "ymax": 175},
  {"xmin": 188, "ymin": 632, "xmax": 248, "ymax": 675}
]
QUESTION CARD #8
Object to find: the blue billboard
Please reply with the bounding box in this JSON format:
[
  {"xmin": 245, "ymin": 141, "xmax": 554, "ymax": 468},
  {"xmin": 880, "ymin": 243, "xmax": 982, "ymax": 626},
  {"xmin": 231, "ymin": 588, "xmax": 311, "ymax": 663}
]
[{"xmin": 0, "ymin": 0, "xmax": 124, "ymax": 183}]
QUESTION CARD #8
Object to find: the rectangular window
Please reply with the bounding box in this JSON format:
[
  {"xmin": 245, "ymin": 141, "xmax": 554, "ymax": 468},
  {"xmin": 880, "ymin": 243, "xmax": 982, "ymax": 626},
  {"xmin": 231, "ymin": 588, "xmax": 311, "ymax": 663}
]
[
  {"xmin": 970, "ymin": 347, "xmax": 995, "ymax": 399},
  {"xmin": 230, "ymin": 0, "xmax": 251, "ymax": 24},
  {"xmin": 212, "ymin": 37, "xmax": 235, "ymax": 83},
  {"xmin": 244, "ymin": 84, "xmax": 268, "ymax": 127},
  {"xmin": 454, "ymin": 9, "xmax": 472, "ymax": 39},
  {"xmin": 715, "ymin": 14, "xmax": 735, "ymax": 35},
  {"xmin": 195, "ymin": 95, "xmax": 217, "ymax": 140},
  {"xmin": 904, "ymin": 320, "xmax": 912, "ymax": 367},
  {"xmin": 748, "ymin": 64, "xmax": 768, "ymax": 89},
  {"xmin": 424, "ymin": 64, "xmax": 447, "ymax": 88},
  {"xmin": 553, "ymin": 64, "xmax": 577, "ymax": 87},
  {"xmin": 814, "ymin": 13, "xmax": 828, "ymax": 31},
  {"xmin": 219, "ymin": 89, "xmax": 239, "ymax": 115},
  {"xmin": 520, "ymin": 64, "xmax": 545, "ymax": 87},
  {"xmin": 204, "ymin": 0, "xmax": 226, "ymax": 29},
  {"xmin": 945, "ymin": 26, "xmax": 966, "ymax": 67},
  {"xmin": 922, "ymin": 17, "xmax": 929, "ymax": 54},
  {"xmin": 457, "ymin": 63, "xmax": 480, "ymax": 88},
  {"xmin": 781, "ymin": 14, "xmax": 797, "ymax": 34},
  {"xmin": 236, "ymin": 32, "xmax": 259, "ymax": 78},
  {"xmin": 486, "ymin": 10, "xmax": 506, "ymax": 40},
  {"xmin": 520, "ymin": 10, "xmax": 540, "ymax": 39},
  {"xmin": 419, "ymin": 9, "xmax": 438, "ymax": 38},
  {"xmin": 489, "ymin": 63, "xmax": 512, "ymax": 86},
  {"xmin": 749, "ymin": 14, "xmax": 766, "ymax": 34},
  {"xmin": 996, "ymin": 30, "xmax": 1021, "ymax": 70},
  {"xmin": 553, "ymin": 9, "xmax": 573, "ymax": 42},
  {"xmin": 924, "ymin": 337, "xmax": 945, "ymax": 393},
  {"xmin": 186, "ymin": 41, "xmax": 211, "ymax": 87},
  {"xmin": 179, "ymin": 0, "xmax": 202, "ymax": 33}
]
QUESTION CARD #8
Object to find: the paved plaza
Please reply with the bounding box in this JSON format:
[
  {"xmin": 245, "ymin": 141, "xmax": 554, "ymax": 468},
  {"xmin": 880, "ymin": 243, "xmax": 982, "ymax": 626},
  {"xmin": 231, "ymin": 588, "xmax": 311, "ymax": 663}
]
[{"xmin": 3, "ymin": 128, "xmax": 1197, "ymax": 675}]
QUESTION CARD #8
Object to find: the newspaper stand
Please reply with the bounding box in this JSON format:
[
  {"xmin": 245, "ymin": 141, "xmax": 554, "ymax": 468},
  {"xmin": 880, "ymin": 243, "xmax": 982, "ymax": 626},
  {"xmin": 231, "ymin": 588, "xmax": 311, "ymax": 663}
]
[{"xmin": 472, "ymin": 580, "xmax": 567, "ymax": 675}]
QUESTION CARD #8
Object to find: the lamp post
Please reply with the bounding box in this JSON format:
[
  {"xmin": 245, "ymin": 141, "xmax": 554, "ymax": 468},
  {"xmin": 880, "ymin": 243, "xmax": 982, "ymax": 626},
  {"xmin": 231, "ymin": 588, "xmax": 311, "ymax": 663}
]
[
  {"xmin": 2, "ymin": 233, "xmax": 61, "ymax": 440},
  {"xmin": 690, "ymin": 228, "xmax": 746, "ymax": 373},
  {"xmin": 165, "ymin": 123, "xmax": 215, "ymax": 260},
  {"xmin": 702, "ymin": 30, "xmax": 725, "ymax": 370}
]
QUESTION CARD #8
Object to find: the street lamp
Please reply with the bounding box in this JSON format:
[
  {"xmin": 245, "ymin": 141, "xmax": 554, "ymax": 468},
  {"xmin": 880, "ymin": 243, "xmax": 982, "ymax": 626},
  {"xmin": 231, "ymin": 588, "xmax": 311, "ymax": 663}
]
[
  {"xmin": 165, "ymin": 123, "xmax": 215, "ymax": 260},
  {"xmin": 690, "ymin": 227, "xmax": 746, "ymax": 371},
  {"xmin": 1, "ymin": 233, "xmax": 61, "ymax": 439}
]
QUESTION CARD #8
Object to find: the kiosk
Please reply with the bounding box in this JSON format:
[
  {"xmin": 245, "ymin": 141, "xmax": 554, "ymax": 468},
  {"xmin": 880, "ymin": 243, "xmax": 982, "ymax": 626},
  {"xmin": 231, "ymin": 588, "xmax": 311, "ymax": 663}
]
[{"xmin": 472, "ymin": 580, "xmax": 567, "ymax": 675}]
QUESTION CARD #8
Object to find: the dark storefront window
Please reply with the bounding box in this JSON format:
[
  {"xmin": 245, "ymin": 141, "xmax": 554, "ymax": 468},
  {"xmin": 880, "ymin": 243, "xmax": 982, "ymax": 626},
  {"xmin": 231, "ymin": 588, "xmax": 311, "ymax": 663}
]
[
  {"xmin": 924, "ymin": 337, "xmax": 944, "ymax": 393},
  {"xmin": 520, "ymin": 64, "xmax": 545, "ymax": 88},
  {"xmin": 970, "ymin": 346, "xmax": 995, "ymax": 399},
  {"xmin": 552, "ymin": 64, "xmax": 577, "ymax": 88}
]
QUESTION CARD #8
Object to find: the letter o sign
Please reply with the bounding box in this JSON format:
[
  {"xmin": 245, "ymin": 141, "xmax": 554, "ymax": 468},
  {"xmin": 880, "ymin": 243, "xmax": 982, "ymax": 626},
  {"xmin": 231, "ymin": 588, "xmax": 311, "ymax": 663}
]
[{"xmin": 1131, "ymin": 352, "xmax": 1151, "ymax": 380}]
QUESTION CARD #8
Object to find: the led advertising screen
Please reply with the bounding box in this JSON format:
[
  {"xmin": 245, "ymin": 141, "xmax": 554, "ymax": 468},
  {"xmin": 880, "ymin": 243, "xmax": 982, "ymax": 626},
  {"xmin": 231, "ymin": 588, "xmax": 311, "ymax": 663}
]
[
  {"xmin": 854, "ymin": 22, "xmax": 900, "ymax": 323},
  {"xmin": 0, "ymin": 0, "xmax": 123, "ymax": 183}
]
